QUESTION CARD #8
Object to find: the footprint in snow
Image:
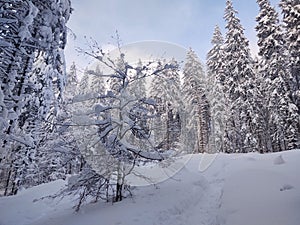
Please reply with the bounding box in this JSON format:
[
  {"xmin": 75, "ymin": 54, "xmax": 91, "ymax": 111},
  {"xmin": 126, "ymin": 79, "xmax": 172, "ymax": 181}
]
[
  {"xmin": 246, "ymin": 157, "xmax": 256, "ymax": 161},
  {"xmin": 280, "ymin": 184, "xmax": 294, "ymax": 192},
  {"xmin": 273, "ymin": 155, "xmax": 285, "ymax": 165},
  {"xmin": 192, "ymin": 180, "xmax": 204, "ymax": 187}
]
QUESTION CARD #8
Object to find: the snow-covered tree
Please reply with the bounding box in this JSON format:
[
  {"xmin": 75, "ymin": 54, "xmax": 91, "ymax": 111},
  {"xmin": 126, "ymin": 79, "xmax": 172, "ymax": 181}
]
[
  {"xmin": 182, "ymin": 49, "xmax": 209, "ymax": 153},
  {"xmin": 71, "ymin": 46, "xmax": 179, "ymax": 202},
  {"xmin": 256, "ymin": 0, "xmax": 299, "ymax": 151},
  {"xmin": 280, "ymin": 0, "xmax": 300, "ymax": 110},
  {"xmin": 149, "ymin": 59, "xmax": 182, "ymax": 150},
  {"xmin": 65, "ymin": 62, "xmax": 79, "ymax": 100},
  {"xmin": 0, "ymin": 0, "xmax": 72, "ymax": 195},
  {"xmin": 128, "ymin": 59, "xmax": 147, "ymax": 99},
  {"xmin": 280, "ymin": 0, "xmax": 300, "ymax": 149},
  {"xmin": 32, "ymin": 62, "xmax": 83, "ymax": 186},
  {"xmin": 89, "ymin": 65, "xmax": 107, "ymax": 104},
  {"xmin": 223, "ymin": 0, "xmax": 257, "ymax": 153},
  {"xmin": 0, "ymin": 0, "xmax": 38, "ymax": 157},
  {"xmin": 126, "ymin": 59, "xmax": 148, "ymax": 150},
  {"xmin": 109, "ymin": 53, "xmax": 126, "ymax": 95},
  {"xmin": 78, "ymin": 69, "xmax": 90, "ymax": 95},
  {"xmin": 206, "ymin": 25, "xmax": 227, "ymax": 153}
]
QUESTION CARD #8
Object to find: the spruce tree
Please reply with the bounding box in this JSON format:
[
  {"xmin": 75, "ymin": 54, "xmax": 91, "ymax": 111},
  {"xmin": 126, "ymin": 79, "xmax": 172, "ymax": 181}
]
[
  {"xmin": 128, "ymin": 59, "xmax": 147, "ymax": 99},
  {"xmin": 149, "ymin": 59, "xmax": 181, "ymax": 150},
  {"xmin": 206, "ymin": 25, "xmax": 227, "ymax": 153},
  {"xmin": 182, "ymin": 49, "xmax": 209, "ymax": 153},
  {"xmin": 223, "ymin": 0, "xmax": 257, "ymax": 153},
  {"xmin": 256, "ymin": 0, "xmax": 299, "ymax": 151},
  {"xmin": 0, "ymin": 0, "xmax": 72, "ymax": 195},
  {"xmin": 280, "ymin": 0, "xmax": 300, "ymax": 108},
  {"xmin": 89, "ymin": 65, "xmax": 106, "ymax": 104},
  {"xmin": 280, "ymin": 0, "xmax": 300, "ymax": 149}
]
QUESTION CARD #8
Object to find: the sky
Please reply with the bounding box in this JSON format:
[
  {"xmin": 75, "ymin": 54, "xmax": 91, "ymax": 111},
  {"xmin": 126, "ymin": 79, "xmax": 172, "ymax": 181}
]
[{"xmin": 65, "ymin": 0, "xmax": 281, "ymax": 73}]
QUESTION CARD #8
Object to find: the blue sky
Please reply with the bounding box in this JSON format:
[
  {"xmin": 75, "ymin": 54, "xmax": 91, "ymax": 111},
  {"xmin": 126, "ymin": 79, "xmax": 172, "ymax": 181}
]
[{"xmin": 65, "ymin": 0, "xmax": 281, "ymax": 71}]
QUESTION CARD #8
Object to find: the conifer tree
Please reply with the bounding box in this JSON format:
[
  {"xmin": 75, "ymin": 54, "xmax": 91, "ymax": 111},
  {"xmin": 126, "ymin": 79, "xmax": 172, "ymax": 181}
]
[
  {"xmin": 280, "ymin": 0, "xmax": 300, "ymax": 109},
  {"xmin": 65, "ymin": 62, "xmax": 79, "ymax": 101},
  {"xmin": 128, "ymin": 59, "xmax": 147, "ymax": 99},
  {"xmin": 89, "ymin": 65, "xmax": 106, "ymax": 104},
  {"xmin": 223, "ymin": 0, "xmax": 257, "ymax": 153},
  {"xmin": 256, "ymin": 0, "xmax": 299, "ymax": 151},
  {"xmin": 206, "ymin": 25, "xmax": 227, "ymax": 153},
  {"xmin": 280, "ymin": 0, "xmax": 300, "ymax": 149},
  {"xmin": 182, "ymin": 49, "xmax": 209, "ymax": 153},
  {"xmin": 149, "ymin": 59, "xmax": 182, "ymax": 150},
  {"xmin": 0, "ymin": 0, "xmax": 72, "ymax": 195}
]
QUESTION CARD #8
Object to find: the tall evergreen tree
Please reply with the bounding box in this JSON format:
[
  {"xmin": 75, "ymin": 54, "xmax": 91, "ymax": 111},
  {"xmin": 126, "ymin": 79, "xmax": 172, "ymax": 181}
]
[
  {"xmin": 182, "ymin": 49, "xmax": 209, "ymax": 153},
  {"xmin": 0, "ymin": 0, "xmax": 72, "ymax": 195},
  {"xmin": 23, "ymin": 61, "xmax": 84, "ymax": 189},
  {"xmin": 223, "ymin": 0, "xmax": 257, "ymax": 153},
  {"xmin": 280, "ymin": 0, "xmax": 300, "ymax": 109},
  {"xmin": 65, "ymin": 62, "xmax": 79, "ymax": 101},
  {"xmin": 89, "ymin": 65, "xmax": 106, "ymax": 104},
  {"xmin": 150, "ymin": 59, "xmax": 181, "ymax": 150},
  {"xmin": 256, "ymin": 0, "xmax": 299, "ymax": 151},
  {"xmin": 78, "ymin": 69, "xmax": 90, "ymax": 95},
  {"xmin": 206, "ymin": 25, "xmax": 227, "ymax": 153},
  {"xmin": 0, "ymin": 0, "xmax": 38, "ymax": 153},
  {"xmin": 280, "ymin": 0, "xmax": 300, "ymax": 149},
  {"xmin": 128, "ymin": 59, "xmax": 147, "ymax": 99}
]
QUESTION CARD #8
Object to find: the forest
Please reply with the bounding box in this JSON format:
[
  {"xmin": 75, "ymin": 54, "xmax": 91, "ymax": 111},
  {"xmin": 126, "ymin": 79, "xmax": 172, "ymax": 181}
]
[{"xmin": 0, "ymin": 0, "xmax": 299, "ymax": 212}]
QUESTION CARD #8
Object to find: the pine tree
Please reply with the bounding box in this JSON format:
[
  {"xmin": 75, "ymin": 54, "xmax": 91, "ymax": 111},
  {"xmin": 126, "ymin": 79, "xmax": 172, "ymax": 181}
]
[
  {"xmin": 206, "ymin": 25, "xmax": 227, "ymax": 153},
  {"xmin": 280, "ymin": 0, "xmax": 300, "ymax": 149},
  {"xmin": 128, "ymin": 59, "xmax": 147, "ymax": 99},
  {"xmin": 223, "ymin": 0, "xmax": 257, "ymax": 153},
  {"xmin": 89, "ymin": 65, "xmax": 106, "ymax": 104},
  {"xmin": 78, "ymin": 69, "xmax": 90, "ymax": 95},
  {"xmin": 0, "ymin": 0, "xmax": 72, "ymax": 195},
  {"xmin": 0, "ymin": 0, "xmax": 38, "ymax": 153},
  {"xmin": 182, "ymin": 49, "xmax": 209, "ymax": 153},
  {"xmin": 13, "ymin": 61, "xmax": 82, "ymax": 189},
  {"xmin": 280, "ymin": 0, "xmax": 300, "ymax": 109},
  {"xmin": 65, "ymin": 62, "xmax": 79, "ymax": 100},
  {"xmin": 256, "ymin": 0, "xmax": 299, "ymax": 151},
  {"xmin": 149, "ymin": 59, "xmax": 182, "ymax": 150}
]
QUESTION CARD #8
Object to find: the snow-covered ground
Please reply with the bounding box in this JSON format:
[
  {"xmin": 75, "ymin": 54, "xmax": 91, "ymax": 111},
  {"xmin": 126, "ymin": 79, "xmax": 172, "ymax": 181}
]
[{"xmin": 1, "ymin": 150, "xmax": 299, "ymax": 225}]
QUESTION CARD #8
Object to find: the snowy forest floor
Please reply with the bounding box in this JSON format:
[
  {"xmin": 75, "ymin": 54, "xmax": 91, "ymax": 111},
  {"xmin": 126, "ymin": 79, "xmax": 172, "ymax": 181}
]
[{"xmin": 1, "ymin": 150, "xmax": 300, "ymax": 225}]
